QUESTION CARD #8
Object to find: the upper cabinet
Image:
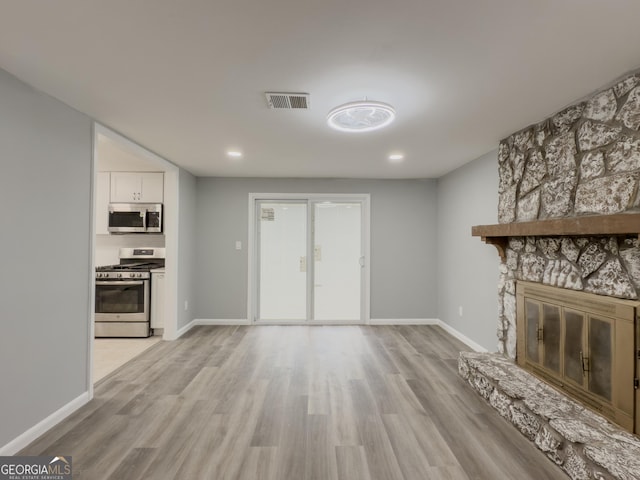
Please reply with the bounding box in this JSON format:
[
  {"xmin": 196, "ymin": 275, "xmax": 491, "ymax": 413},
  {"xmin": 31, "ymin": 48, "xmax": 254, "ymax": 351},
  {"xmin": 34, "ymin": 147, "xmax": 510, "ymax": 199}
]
[{"xmin": 110, "ymin": 172, "xmax": 164, "ymax": 203}]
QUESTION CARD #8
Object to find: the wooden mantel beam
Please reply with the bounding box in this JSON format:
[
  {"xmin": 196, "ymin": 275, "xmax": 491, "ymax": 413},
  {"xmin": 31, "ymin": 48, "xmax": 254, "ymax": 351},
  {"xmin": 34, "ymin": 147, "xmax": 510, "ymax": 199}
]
[{"xmin": 472, "ymin": 213, "xmax": 640, "ymax": 260}]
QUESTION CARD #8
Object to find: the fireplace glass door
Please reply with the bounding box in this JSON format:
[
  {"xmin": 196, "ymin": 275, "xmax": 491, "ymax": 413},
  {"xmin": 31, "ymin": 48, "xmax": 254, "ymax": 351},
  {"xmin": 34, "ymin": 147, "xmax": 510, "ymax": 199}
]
[
  {"xmin": 563, "ymin": 309, "xmax": 586, "ymax": 387},
  {"xmin": 524, "ymin": 298, "xmax": 615, "ymax": 401},
  {"xmin": 589, "ymin": 316, "xmax": 614, "ymax": 402},
  {"xmin": 525, "ymin": 300, "xmax": 540, "ymax": 363},
  {"xmin": 542, "ymin": 304, "xmax": 561, "ymax": 374},
  {"xmin": 523, "ymin": 300, "xmax": 561, "ymax": 375}
]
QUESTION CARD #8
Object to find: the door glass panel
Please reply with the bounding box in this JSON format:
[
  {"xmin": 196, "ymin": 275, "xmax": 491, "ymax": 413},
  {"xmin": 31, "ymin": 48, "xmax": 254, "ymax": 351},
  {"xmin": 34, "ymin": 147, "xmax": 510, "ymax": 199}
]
[
  {"xmin": 258, "ymin": 202, "xmax": 307, "ymax": 320},
  {"xmin": 313, "ymin": 202, "xmax": 361, "ymax": 320},
  {"xmin": 525, "ymin": 300, "xmax": 540, "ymax": 363},
  {"xmin": 589, "ymin": 316, "xmax": 612, "ymax": 401},
  {"xmin": 109, "ymin": 211, "xmax": 144, "ymax": 228},
  {"xmin": 95, "ymin": 283, "xmax": 145, "ymax": 314},
  {"xmin": 564, "ymin": 310, "xmax": 585, "ymax": 385},
  {"xmin": 542, "ymin": 304, "xmax": 561, "ymax": 373}
]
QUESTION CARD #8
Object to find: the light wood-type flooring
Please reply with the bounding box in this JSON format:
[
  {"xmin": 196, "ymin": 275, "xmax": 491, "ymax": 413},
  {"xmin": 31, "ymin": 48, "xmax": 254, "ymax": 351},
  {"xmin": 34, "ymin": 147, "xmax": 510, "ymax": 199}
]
[
  {"xmin": 93, "ymin": 336, "xmax": 162, "ymax": 382},
  {"xmin": 21, "ymin": 325, "xmax": 566, "ymax": 479}
]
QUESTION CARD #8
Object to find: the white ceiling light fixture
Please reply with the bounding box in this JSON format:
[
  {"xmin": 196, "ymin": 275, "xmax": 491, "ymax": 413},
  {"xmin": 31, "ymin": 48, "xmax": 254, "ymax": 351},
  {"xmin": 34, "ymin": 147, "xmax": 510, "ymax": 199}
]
[
  {"xmin": 388, "ymin": 153, "xmax": 404, "ymax": 162},
  {"xmin": 226, "ymin": 150, "xmax": 243, "ymax": 158},
  {"xmin": 327, "ymin": 99, "xmax": 396, "ymax": 133}
]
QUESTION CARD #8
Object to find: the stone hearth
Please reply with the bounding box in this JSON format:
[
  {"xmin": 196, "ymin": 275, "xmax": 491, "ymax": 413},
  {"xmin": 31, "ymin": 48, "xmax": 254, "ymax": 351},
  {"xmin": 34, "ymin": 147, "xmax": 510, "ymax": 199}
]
[{"xmin": 459, "ymin": 352, "xmax": 640, "ymax": 480}]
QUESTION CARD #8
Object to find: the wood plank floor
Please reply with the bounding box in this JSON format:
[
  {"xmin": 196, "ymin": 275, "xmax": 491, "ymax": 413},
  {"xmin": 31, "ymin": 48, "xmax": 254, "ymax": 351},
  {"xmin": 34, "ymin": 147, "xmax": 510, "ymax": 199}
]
[{"xmin": 20, "ymin": 325, "xmax": 566, "ymax": 479}]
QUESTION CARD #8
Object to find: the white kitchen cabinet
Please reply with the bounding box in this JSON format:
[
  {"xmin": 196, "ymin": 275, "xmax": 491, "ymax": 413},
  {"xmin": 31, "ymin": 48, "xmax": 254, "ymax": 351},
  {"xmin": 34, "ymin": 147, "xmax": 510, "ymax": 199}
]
[
  {"xmin": 151, "ymin": 271, "xmax": 166, "ymax": 330},
  {"xmin": 110, "ymin": 172, "xmax": 164, "ymax": 203},
  {"xmin": 95, "ymin": 172, "xmax": 110, "ymax": 235}
]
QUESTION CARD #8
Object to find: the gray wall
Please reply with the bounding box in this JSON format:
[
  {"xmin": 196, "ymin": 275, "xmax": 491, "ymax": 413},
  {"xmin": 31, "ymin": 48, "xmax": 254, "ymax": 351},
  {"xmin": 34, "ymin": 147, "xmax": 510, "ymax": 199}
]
[
  {"xmin": 177, "ymin": 168, "xmax": 197, "ymax": 329},
  {"xmin": 195, "ymin": 178, "xmax": 438, "ymax": 320},
  {"xmin": 436, "ymin": 150, "xmax": 500, "ymax": 351},
  {"xmin": 0, "ymin": 69, "xmax": 92, "ymax": 448}
]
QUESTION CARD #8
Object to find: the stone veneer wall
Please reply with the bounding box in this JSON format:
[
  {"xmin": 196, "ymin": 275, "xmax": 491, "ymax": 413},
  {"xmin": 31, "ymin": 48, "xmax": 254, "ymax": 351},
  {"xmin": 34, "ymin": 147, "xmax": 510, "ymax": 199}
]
[{"xmin": 496, "ymin": 70, "xmax": 640, "ymax": 357}]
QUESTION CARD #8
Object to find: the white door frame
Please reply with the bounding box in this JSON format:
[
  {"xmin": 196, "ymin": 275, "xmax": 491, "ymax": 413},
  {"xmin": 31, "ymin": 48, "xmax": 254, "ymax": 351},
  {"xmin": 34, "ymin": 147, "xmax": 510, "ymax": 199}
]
[{"xmin": 247, "ymin": 193, "xmax": 371, "ymax": 325}]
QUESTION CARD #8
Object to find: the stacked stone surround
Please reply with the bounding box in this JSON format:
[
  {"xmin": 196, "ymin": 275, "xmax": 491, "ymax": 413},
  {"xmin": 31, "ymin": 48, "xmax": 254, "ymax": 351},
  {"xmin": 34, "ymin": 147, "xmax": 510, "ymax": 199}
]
[
  {"xmin": 459, "ymin": 352, "xmax": 640, "ymax": 480},
  {"xmin": 461, "ymin": 71, "xmax": 640, "ymax": 478},
  {"xmin": 496, "ymin": 70, "xmax": 640, "ymax": 357}
]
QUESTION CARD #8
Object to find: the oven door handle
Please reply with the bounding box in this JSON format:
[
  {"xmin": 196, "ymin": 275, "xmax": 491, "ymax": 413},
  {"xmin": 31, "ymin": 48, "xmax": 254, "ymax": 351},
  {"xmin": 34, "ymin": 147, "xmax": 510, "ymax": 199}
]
[{"xmin": 96, "ymin": 280, "xmax": 146, "ymax": 286}]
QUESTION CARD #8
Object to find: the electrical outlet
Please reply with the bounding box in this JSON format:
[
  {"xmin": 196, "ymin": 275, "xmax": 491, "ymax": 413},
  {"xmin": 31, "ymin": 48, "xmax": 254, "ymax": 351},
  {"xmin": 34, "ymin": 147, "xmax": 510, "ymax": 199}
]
[
  {"xmin": 458, "ymin": 306, "xmax": 463, "ymax": 317},
  {"xmin": 235, "ymin": 241, "xmax": 242, "ymax": 250},
  {"xmin": 184, "ymin": 300, "xmax": 189, "ymax": 311}
]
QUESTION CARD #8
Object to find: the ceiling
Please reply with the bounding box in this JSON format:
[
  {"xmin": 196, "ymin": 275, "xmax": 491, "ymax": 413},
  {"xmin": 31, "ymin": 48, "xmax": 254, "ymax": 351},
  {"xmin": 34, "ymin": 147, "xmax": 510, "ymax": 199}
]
[{"xmin": 1, "ymin": 1, "xmax": 640, "ymax": 179}]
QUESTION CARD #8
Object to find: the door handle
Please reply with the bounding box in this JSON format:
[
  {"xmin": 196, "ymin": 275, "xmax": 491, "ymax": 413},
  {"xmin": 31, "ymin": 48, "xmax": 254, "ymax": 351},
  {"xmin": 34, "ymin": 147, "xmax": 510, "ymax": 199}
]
[{"xmin": 580, "ymin": 351, "xmax": 590, "ymax": 375}]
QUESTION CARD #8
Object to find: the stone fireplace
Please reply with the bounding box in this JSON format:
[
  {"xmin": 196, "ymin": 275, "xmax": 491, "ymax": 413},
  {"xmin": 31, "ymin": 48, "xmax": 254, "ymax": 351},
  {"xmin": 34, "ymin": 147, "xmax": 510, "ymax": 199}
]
[
  {"xmin": 495, "ymin": 68, "xmax": 640, "ymax": 360},
  {"xmin": 462, "ymin": 70, "xmax": 640, "ymax": 479}
]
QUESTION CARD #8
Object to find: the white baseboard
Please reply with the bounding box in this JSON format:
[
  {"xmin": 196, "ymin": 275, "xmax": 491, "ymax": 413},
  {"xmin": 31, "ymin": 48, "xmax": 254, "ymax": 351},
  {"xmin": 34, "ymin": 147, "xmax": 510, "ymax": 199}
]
[
  {"xmin": 0, "ymin": 391, "xmax": 90, "ymax": 456},
  {"xmin": 173, "ymin": 319, "xmax": 251, "ymax": 339},
  {"xmin": 177, "ymin": 318, "xmax": 487, "ymax": 353},
  {"xmin": 173, "ymin": 319, "xmax": 197, "ymax": 339},
  {"xmin": 369, "ymin": 318, "xmax": 487, "ymax": 352},
  {"xmin": 436, "ymin": 321, "xmax": 488, "ymax": 353},
  {"xmin": 255, "ymin": 319, "xmax": 370, "ymax": 325},
  {"xmin": 369, "ymin": 318, "xmax": 440, "ymax": 325}
]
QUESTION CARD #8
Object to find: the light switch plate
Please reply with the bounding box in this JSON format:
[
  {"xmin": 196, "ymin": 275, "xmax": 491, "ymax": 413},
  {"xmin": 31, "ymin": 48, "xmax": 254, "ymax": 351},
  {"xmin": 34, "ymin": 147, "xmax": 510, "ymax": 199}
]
[{"xmin": 235, "ymin": 241, "xmax": 242, "ymax": 250}]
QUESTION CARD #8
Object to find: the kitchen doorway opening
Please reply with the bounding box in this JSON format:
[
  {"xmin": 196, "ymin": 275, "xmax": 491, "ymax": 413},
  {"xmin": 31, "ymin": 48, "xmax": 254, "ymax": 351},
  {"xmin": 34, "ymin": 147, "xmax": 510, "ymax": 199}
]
[
  {"xmin": 248, "ymin": 194, "xmax": 370, "ymax": 324},
  {"xmin": 90, "ymin": 123, "xmax": 179, "ymax": 395}
]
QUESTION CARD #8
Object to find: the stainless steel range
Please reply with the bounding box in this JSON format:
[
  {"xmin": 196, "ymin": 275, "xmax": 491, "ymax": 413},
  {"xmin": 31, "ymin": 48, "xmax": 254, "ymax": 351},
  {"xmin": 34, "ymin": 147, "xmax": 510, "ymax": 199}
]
[{"xmin": 95, "ymin": 248, "xmax": 165, "ymax": 338}]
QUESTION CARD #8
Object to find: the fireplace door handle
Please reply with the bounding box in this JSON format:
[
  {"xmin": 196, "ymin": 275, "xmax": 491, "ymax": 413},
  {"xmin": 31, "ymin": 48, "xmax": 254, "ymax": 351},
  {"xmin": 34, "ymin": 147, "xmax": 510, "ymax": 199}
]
[
  {"xmin": 580, "ymin": 351, "xmax": 590, "ymax": 375},
  {"xmin": 537, "ymin": 327, "xmax": 543, "ymax": 342}
]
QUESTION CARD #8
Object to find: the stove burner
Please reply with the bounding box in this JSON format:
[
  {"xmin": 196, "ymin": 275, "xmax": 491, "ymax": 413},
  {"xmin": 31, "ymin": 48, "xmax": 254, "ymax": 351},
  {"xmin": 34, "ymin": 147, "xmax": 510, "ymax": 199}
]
[{"xmin": 96, "ymin": 261, "xmax": 164, "ymax": 272}]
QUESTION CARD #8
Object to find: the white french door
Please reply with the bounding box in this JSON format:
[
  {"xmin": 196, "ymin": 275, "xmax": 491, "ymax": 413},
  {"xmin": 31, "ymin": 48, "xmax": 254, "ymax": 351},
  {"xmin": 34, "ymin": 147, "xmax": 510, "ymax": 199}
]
[
  {"xmin": 313, "ymin": 201, "xmax": 362, "ymax": 320},
  {"xmin": 257, "ymin": 201, "xmax": 308, "ymax": 320},
  {"xmin": 250, "ymin": 194, "xmax": 369, "ymax": 323}
]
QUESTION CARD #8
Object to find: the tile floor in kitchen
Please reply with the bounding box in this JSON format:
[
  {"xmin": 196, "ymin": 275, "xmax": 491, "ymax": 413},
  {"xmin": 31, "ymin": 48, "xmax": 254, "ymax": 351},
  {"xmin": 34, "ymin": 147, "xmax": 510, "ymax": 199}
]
[{"xmin": 93, "ymin": 336, "xmax": 162, "ymax": 383}]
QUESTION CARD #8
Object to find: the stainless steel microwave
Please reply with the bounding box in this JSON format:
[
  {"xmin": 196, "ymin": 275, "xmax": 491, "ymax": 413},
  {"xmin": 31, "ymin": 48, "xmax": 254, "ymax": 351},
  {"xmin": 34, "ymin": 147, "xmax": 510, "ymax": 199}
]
[{"xmin": 108, "ymin": 203, "xmax": 162, "ymax": 234}]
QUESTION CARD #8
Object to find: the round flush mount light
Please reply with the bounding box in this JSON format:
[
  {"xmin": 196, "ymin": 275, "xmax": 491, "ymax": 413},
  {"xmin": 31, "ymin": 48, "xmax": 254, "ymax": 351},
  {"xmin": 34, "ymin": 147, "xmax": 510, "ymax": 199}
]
[
  {"xmin": 327, "ymin": 100, "xmax": 396, "ymax": 133},
  {"xmin": 226, "ymin": 150, "xmax": 243, "ymax": 158},
  {"xmin": 388, "ymin": 153, "xmax": 404, "ymax": 162}
]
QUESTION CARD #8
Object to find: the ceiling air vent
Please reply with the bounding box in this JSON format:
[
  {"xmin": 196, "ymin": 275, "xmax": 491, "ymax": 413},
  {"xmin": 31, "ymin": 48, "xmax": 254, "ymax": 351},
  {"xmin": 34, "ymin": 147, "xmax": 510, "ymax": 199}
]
[{"xmin": 265, "ymin": 92, "xmax": 310, "ymax": 109}]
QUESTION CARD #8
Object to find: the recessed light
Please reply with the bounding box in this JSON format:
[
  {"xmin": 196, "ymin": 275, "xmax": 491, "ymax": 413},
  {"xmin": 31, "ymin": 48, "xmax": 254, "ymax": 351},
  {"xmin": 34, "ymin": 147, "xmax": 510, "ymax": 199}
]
[
  {"xmin": 227, "ymin": 150, "xmax": 242, "ymax": 158},
  {"xmin": 388, "ymin": 153, "xmax": 404, "ymax": 162}
]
